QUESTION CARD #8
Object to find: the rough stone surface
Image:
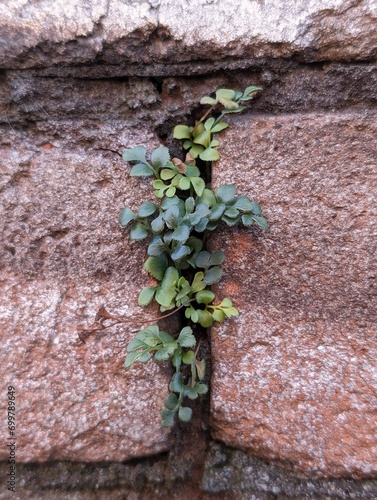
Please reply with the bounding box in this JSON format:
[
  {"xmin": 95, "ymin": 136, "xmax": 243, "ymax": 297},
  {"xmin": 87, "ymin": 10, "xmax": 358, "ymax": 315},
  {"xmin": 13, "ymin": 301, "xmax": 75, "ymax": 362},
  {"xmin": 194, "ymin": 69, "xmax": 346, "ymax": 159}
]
[
  {"xmin": 202, "ymin": 443, "xmax": 377, "ymax": 498},
  {"xmin": 2, "ymin": 442, "xmax": 377, "ymax": 499},
  {"xmin": 210, "ymin": 111, "xmax": 377, "ymax": 478},
  {"xmin": 0, "ymin": 1, "xmax": 376, "ymax": 71},
  {"xmin": 0, "ymin": 121, "xmax": 172, "ymax": 462},
  {"xmin": 1, "ymin": 64, "xmax": 376, "ymax": 129}
]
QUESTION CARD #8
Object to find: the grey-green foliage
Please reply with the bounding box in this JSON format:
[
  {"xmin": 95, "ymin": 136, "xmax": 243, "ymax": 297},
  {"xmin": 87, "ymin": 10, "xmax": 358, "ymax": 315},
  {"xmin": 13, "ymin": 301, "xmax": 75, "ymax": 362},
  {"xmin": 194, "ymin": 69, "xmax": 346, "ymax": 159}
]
[
  {"xmin": 120, "ymin": 86, "xmax": 267, "ymax": 427},
  {"xmin": 173, "ymin": 86, "xmax": 261, "ymax": 161}
]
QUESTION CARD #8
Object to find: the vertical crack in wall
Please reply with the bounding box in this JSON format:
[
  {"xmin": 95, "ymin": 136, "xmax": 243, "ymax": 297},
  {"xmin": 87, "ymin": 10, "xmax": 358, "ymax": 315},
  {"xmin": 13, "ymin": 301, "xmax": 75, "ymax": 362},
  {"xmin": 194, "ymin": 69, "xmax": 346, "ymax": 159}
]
[{"xmin": 153, "ymin": 112, "xmax": 213, "ymax": 492}]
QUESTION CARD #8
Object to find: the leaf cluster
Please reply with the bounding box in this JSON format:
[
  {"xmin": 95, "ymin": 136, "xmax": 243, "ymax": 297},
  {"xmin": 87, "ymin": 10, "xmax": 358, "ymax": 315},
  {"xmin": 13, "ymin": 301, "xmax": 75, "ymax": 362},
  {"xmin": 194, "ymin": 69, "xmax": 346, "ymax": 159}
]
[
  {"xmin": 173, "ymin": 86, "xmax": 261, "ymax": 161},
  {"xmin": 125, "ymin": 324, "xmax": 208, "ymax": 427},
  {"xmin": 120, "ymin": 85, "xmax": 266, "ymax": 427}
]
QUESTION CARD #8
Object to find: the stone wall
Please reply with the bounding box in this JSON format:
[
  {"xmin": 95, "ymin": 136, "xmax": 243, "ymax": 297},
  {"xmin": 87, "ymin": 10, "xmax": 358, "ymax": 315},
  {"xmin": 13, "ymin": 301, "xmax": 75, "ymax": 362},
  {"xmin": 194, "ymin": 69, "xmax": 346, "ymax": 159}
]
[{"xmin": 0, "ymin": 1, "xmax": 376, "ymax": 498}]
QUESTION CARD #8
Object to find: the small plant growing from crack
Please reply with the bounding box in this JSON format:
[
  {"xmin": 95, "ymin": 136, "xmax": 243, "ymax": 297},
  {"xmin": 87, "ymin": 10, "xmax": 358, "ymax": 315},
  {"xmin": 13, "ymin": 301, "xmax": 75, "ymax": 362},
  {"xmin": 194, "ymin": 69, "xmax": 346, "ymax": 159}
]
[{"xmin": 80, "ymin": 86, "xmax": 267, "ymax": 427}]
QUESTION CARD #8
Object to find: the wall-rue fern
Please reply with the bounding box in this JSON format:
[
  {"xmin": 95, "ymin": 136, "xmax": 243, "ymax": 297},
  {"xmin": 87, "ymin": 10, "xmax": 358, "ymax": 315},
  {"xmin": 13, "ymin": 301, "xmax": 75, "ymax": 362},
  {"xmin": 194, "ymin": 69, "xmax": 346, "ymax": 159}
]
[{"xmin": 119, "ymin": 86, "xmax": 267, "ymax": 427}]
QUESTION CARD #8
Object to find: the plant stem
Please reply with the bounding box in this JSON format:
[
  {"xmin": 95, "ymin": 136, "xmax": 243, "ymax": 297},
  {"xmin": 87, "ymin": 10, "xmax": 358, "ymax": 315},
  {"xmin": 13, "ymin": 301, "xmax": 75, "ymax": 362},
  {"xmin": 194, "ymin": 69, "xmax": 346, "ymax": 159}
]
[{"xmin": 191, "ymin": 105, "xmax": 216, "ymax": 135}]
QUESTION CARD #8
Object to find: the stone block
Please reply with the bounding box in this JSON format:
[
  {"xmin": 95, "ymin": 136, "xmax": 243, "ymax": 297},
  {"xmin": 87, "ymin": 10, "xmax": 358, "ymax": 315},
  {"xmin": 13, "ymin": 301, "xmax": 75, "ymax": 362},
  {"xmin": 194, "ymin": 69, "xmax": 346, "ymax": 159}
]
[
  {"xmin": 210, "ymin": 111, "xmax": 377, "ymax": 477},
  {"xmin": 0, "ymin": 0, "xmax": 376, "ymax": 70},
  {"xmin": 0, "ymin": 122, "xmax": 172, "ymax": 462}
]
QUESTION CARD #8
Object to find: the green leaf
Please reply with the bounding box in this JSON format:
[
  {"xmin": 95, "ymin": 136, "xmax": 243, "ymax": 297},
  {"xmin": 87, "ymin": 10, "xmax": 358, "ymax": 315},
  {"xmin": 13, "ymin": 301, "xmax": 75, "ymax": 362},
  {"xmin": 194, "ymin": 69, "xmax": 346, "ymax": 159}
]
[
  {"xmin": 163, "ymin": 232, "xmax": 173, "ymax": 244},
  {"xmin": 147, "ymin": 236, "xmax": 165, "ymax": 256},
  {"xmin": 188, "ymin": 144, "xmax": 204, "ymax": 159},
  {"xmin": 241, "ymin": 214, "xmax": 254, "ymax": 226},
  {"xmin": 243, "ymin": 85, "xmax": 262, "ymax": 97},
  {"xmin": 200, "ymin": 96, "xmax": 217, "ymax": 106},
  {"xmin": 191, "ymin": 272, "xmax": 205, "ymax": 293},
  {"xmin": 138, "ymin": 286, "xmax": 157, "ymax": 306},
  {"xmin": 155, "ymin": 347, "xmax": 174, "ymax": 362},
  {"xmin": 212, "ymin": 309, "xmax": 226, "ymax": 322},
  {"xmin": 158, "ymin": 330, "xmax": 175, "ymax": 344},
  {"xmin": 216, "ymin": 89, "xmax": 236, "ymax": 101},
  {"xmin": 166, "ymin": 186, "xmax": 176, "ymax": 197},
  {"xmin": 224, "ymin": 207, "xmax": 239, "ymax": 218},
  {"xmin": 210, "ymin": 250, "xmax": 225, "ymax": 266},
  {"xmin": 186, "ymin": 165, "xmax": 201, "ymax": 177},
  {"xmin": 206, "ymin": 221, "xmax": 219, "ymax": 231},
  {"xmin": 153, "ymin": 179, "xmax": 166, "ymax": 190},
  {"xmin": 161, "ymin": 168, "xmax": 176, "ymax": 180},
  {"xmin": 161, "ymin": 196, "xmax": 180, "ymax": 210},
  {"xmin": 119, "ymin": 207, "xmax": 136, "ymax": 227},
  {"xmin": 195, "ymin": 382, "xmax": 208, "ymax": 395},
  {"xmin": 164, "ymin": 393, "xmax": 179, "ymax": 410},
  {"xmin": 194, "ymin": 218, "xmax": 208, "ymax": 232},
  {"xmin": 198, "ymin": 188, "xmax": 216, "ymax": 207},
  {"xmin": 204, "ymin": 266, "xmax": 222, "ymax": 285},
  {"xmin": 189, "ymin": 177, "xmax": 205, "ymax": 196},
  {"xmin": 164, "ymin": 204, "xmax": 180, "ymax": 229},
  {"xmin": 250, "ymin": 202, "xmax": 262, "ymax": 215},
  {"xmin": 211, "ymin": 122, "xmax": 229, "ymax": 133},
  {"xmin": 224, "ymin": 306, "xmax": 239, "ymax": 318},
  {"xmin": 155, "ymin": 289, "xmax": 175, "ymax": 308},
  {"xmin": 139, "ymin": 352, "xmax": 154, "ymax": 364},
  {"xmin": 151, "ymin": 214, "xmax": 165, "ymax": 233},
  {"xmin": 171, "ymin": 224, "xmax": 190, "ymax": 242},
  {"xmin": 123, "ymin": 146, "xmax": 148, "ymax": 163},
  {"xmin": 172, "ymin": 346, "xmax": 183, "ymax": 370},
  {"xmin": 161, "ymin": 267, "xmax": 179, "ymax": 290},
  {"xmin": 125, "ymin": 351, "xmax": 147, "ymax": 369},
  {"xmin": 173, "ymin": 125, "xmax": 192, "ymax": 140},
  {"xmin": 204, "ymin": 117, "xmax": 216, "ymax": 131},
  {"xmin": 188, "ymin": 203, "xmax": 210, "ymax": 225},
  {"xmin": 178, "ymin": 326, "xmax": 196, "ymax": 348},
  {"xmin": 161, "ymin": 409, "xmax": 175, "ymax": 428},
  {"xmin": 138, "ymin": 201, "xmax": 158, "ymax": 217},
  {"xmin": 209, "ymin": 203, "xmax": 226, "ymax": 221},
  {"xmin": 127, "ymin": 338, "xmax": 147, "ymax": 352},
  {"xmin": 195, "ymin": 290, "xmax": 215, "ymax": 305},
  {"xmin": 195, "ymin": 251, "xmax": 211, "ymax": 269},
  {"xmin": 185, "ymin": 197, "xmax": 195, "ymax": 214},
  {"xmin": 233, "ymin": 196, "xmax": 254, "ymax": 212},
  {"xmin": 182, "ymin": 350, "xmax": 195, "ymax": 364},
  {"xmin": 184, "ymin": 385, "xmax": 199, "ymax": 399},
  {"xmin": 220, "ymin": 298, "xmax": 232, "ymax": 308},
  {"xmin": 140, "ymin": 324, "xmax": 159, "ymax": 336},
  {"xmin": 171, "ymin": 243, "xmax": 191, "ymax": 262},
  {"xmin": 222, "ymin": 215, "xmax": 239, "ymax": 226},
  {"xmin": 187, "ymin": 236, "xmax": 203, "ymax": 255},
  {"xmin": 170, "ymin": 372, "xmax": 184, "ymax": 393},
  {"xmin": 193, "ymin": 129, "xmax": 211, "ymax": 148},
  {"xmin": 178, "ymin": 176, "xmax": 191, "ymax": 190},
  {"xmin": 178, "ymin": 406, "xmax": 192, "ymax": 422},
  {"xmin": 216, "ymin": 185, "xmax": 235, "ymax": 203},
  {"xmin": 252, "ymin": 215, "xmax": 268, "ymax": 230},
  {"xmin": 151, "ymin": 146, "xmax": 170, "ymax": 167},
  {"xmin": 130, "ymin": 163, "xmax": 154, "ymax": 176},
  {"xmin": 185, "ymin": 306, "xmax": 200, "ymax": 323},
  {"xmin": 219, "ymin": 98, "xmax": 239, "ymax": 110},
  {"xmin": 130, "ymin": 223, "xmax": 148, "ymax": 240},
  {"xmin": 199, "ymin": 147, "xmax": 220, "ymax": 162},
  {"xmin": 197, "ymin": 310, "xmax": 213, "ymax": 328},
  {"xmin": 144, "ymin": 255, "xmax": 168, "ymax": 281}
]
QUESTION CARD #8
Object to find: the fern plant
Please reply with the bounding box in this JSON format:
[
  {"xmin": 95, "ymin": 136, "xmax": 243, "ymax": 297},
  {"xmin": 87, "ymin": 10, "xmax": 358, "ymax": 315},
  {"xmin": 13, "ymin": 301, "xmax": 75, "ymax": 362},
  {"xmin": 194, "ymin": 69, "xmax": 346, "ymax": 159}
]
[{"xmin": 120, "ymin": 85, "xmax": 267, "ymax": 427}]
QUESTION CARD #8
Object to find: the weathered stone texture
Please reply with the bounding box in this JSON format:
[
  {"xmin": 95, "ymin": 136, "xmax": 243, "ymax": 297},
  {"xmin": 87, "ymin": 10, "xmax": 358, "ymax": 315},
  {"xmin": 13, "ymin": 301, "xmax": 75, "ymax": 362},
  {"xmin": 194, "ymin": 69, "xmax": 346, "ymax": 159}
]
[
  {"xmin": 0, "ymin": 122, "xmax": 172, "ymax": 462},
  {"xmin": 1, "ymin": 64, "xmax": 376, "ymax": 129},
  {"xmin": 0, "ymin": 0, "xmax": 376, "ymax": 70},
  {"xmin": 201, "ymin": 443, "xmax": 377, "ymax": 498},
  {"xmin": 210, "ymin": 111, "xmax": 377, "ymax": 477}
]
